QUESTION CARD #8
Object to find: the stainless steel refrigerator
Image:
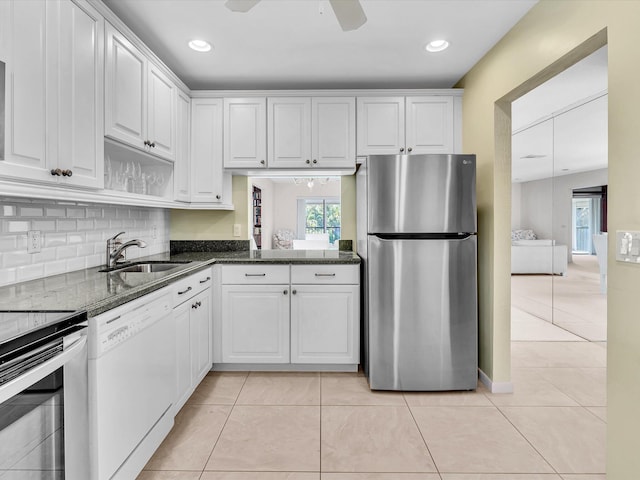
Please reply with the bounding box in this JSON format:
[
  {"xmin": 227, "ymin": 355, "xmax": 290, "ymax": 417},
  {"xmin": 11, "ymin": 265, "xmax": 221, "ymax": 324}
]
[{"xmin": 356, "ymin": 154, "xmax": 478, "ymax": 391}]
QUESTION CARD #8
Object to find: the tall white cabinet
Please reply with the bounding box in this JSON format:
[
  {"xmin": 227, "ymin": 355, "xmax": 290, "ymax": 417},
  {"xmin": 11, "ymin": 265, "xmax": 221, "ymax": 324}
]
[
  {"xmin": 0, "ymin": 0, "xmax": 103, "ymax": 188},
  {"xmin": 190, "ymin": 98, "xmax": 231, "ymax": 204}
]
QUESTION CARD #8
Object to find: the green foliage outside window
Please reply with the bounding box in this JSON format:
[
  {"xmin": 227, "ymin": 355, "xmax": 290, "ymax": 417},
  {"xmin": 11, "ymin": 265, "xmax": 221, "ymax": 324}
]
[{"xmin": 305, "ymin": 201, "xmax": 341, "ymax": 244}]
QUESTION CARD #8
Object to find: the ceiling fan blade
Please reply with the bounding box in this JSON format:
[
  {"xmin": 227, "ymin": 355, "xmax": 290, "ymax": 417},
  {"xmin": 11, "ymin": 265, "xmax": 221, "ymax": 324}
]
[
  {"xmin": 328, "ymin": 0, "xmax": 367, "ymax": 31},
  {"xmin": 224, "ymin": 0, "xmax": 261, "ymax": 13}
]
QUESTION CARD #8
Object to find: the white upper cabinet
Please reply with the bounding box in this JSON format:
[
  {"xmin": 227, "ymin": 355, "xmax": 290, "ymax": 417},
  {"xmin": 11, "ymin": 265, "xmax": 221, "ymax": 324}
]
[
  {"xmin": 105, "ymin": 23, "xmax": 146, "ymax": 151},
  {"xmin": 105, "ymin": 23, "xmax": 175, "ymax": 162},
  {"xmin": 174, "ymin": 91, "xmax": 191, "ymax": 202},
  {"xmin": 357, "ymin": 95, "xmax": 458, "ymax": 155},
  {"xmin": 0, "ymin": 0, "xmax": 103, "ymax": 188},
  {"xmin": 405, "ymin": 96, "xmax": 453, "ymax": 154},
  {"xmin": 356, "ymin": 97, "xmax": 405, "ymax": 155},
  {"xmin": 224, "ymin": 98, "xmax": 267, "ymax": 169},
  {"xmin": 55, "ymin": 0, "xmax": 104, "ymax": 188},
  {"xmin": 190, "ymin": 98, "xmax": 227, "ymax": 203},
  {"xmin": 312, "ymin": 97, "xmax": 356, "ymax": 168},
  {"xmin": 268, "ymin": 97, "xmax": 312, "ymax": 168},
  {"xmin": 147, "ymin": 65, "xmax": 176, "ymax": 161},
  {"xmin": 268, "ymin": 96, "xmax": 355, "ymax": 169}
]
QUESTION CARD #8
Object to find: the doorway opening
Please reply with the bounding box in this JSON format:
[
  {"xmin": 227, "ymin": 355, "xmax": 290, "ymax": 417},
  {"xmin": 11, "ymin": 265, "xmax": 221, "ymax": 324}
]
[{"xmin": 510, "ymin": 45, "xmax": 608, "ymax": 344}]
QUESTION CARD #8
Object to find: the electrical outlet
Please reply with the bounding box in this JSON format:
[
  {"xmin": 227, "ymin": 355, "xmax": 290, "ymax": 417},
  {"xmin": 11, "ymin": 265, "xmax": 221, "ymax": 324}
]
[
  {"xmin": 152, "ymin": 225, "xmax": 157, "ymax": 240},
  {"xmin": 233, "ymin": 224, "xmax": 241, "ymax": 237},
  {"xmin": 27, "ymin": 230, "xmax": 41, "ymax": 254}
]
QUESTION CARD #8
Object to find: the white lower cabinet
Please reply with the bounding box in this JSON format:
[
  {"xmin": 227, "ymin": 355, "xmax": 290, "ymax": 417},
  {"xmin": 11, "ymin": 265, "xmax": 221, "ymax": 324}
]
[
  {"xmin": 218, "ymin": 264, "xmax": 359, "ymax": 368},
  {"xmin": 221, "ymin": 284, "xmax": 290, "ymax": 363},
  {"xmin": 173, "ymin": 269, "xmax": 213, "ymax": 412},
  {"xmin": 290, "ymin": 284, "xmax": 359, "ymax": 364}
]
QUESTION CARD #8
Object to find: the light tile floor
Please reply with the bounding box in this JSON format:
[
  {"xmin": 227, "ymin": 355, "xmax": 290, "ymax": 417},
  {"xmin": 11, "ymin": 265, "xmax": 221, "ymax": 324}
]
[{"xmin": 139, "ymin": 337, "xmax": 607, "ymax": 479}]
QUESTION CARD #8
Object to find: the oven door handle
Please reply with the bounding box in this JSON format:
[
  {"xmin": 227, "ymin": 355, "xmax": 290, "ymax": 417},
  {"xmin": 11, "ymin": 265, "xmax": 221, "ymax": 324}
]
[{"xmin": 0, "ymin": 334, "xmax": 87, "ymax": 405}]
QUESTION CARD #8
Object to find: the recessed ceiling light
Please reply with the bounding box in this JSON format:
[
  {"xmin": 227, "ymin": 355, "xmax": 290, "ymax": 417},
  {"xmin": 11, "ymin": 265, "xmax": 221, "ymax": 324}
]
[
  {"xmin": 188, "ymin": 39, "xmax": 212, "ymax": 52},
  {"xmin": 425, "ymin": 40, "xmax": 449, "ymax": 52}
]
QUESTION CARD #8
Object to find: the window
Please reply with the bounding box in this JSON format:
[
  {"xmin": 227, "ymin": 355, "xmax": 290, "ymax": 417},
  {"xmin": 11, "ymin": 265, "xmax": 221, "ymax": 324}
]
[{"xmin": 297, "ymin": 197, "xmax": 341, "ymax": 245}]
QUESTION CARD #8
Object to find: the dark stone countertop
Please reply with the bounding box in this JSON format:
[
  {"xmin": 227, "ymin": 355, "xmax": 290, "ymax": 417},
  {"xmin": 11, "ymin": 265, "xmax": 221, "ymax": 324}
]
[{"xmin": 0, "ymin": 247, "xmax": 359, "ymax": 317}]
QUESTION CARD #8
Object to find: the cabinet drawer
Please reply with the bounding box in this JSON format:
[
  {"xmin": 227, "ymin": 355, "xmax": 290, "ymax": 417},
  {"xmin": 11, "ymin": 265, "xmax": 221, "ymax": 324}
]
[
  {"xmin": 291, "ymin": 265, "xmax": 359, "ymax": 284},
  {"xmin": 172, "ymin": 268, "xmax": 213, "ymax": 306},
  {"xmin": 221, "ymin": 265, "xmax": 290, "ymax": 284}
]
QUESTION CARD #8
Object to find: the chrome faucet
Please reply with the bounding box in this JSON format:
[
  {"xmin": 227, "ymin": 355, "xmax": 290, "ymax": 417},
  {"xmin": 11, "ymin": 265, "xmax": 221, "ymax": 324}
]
[{"xmin": 106, "ymin": 232, "xmax": 147, "ymax": 269}]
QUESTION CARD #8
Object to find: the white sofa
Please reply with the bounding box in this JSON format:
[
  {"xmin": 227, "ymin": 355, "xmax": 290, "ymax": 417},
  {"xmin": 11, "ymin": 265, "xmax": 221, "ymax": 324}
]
[{"xmin": 511, "ymin": 239, "xmax": 568, "ymax": 275}]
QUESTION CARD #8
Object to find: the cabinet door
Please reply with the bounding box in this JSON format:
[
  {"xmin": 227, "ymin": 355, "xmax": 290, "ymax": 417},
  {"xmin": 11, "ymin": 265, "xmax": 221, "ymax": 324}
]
[
  {"xmin": 174, "ymin": 301, "xmax": 191, "ymax": 412},
  {"xmin": 223, "ymin": 98, "xmax": 266, "ymax": 169},
  {"xmin": 291, "ymin": 284, "xmax": 359, "ymax": 364},
  {"xmin": 405, "ymin": 96, "xmax": 454, "ymax": 154},
  {"xmin": 105, "ymin": 22, "xmax": 147, "ymax": 150},
  {"xmin": 174, "ymin": 90, "xmax": 191, "ymax": 202},
  {"xmin": 191, "ymin": 98, "xmax": 224, "ymax": 203},
  {"xmin": 147, "ymin": 64, "xmax": 175, "ymax": 161},
  {"xmin": 221, "ymin": 285, "xmax": 290, "ymax": 363},
  {"xmin": 267, "ymin": 97, "xmax": 311, "ymax": 168},
  {"xmin": 356, "ymin": 97, "xmax": 405, "ymax": 155},
  {"xmin": 0, "ymin": 0, "xmax": 51, "ymax": 182},
  {"xmin": 190, "ymin": 289, "xmax": 212, "ymax": 382},
  {"xmin": 56, "ymin": 0, "xmax": 104, "ymax": 189},
  {"xmin": 312, "ymin": 97, "xmax": 355, "ymax": 169}
]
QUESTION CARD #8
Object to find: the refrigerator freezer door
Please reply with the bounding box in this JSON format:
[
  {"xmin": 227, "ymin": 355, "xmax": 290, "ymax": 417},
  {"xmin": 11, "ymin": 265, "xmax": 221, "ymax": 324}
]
[
  {"xmin": 367, "ymin": 234, "xmax": 477, "ymax": 391},
  {"xmin": 367, "ymin": 154, "xmax": 476, "ymax": 234}
]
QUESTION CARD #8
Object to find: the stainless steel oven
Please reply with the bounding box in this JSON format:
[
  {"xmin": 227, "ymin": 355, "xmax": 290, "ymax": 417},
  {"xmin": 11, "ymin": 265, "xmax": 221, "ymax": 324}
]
[{"xmin": 0, "ymin": 310, "xmax": 89, "ymax": 479}]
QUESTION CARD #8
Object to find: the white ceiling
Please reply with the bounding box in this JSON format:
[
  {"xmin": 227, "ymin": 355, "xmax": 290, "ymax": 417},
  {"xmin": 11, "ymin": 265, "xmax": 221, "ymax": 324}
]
[
  {"xmin": 102, "ymin": 0, "xmax": 537, "ymax": 90},
  {"xmin": 512, "ymin": 46, "xmax": 608, "ymax": 183}
]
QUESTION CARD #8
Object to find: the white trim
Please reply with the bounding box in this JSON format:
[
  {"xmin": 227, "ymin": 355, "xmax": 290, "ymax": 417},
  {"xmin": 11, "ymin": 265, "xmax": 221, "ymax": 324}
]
[
  {"xmin": 478, "ymin": 368, "xmax": 514, "ymax": 394},
  {"xmin": 0, "ymin": 178, "xmax": 234, "ymax": 210},
  {"xmin": 212, "ymin": 363, "xmax": 358, "ymax": 372},
  {"xmin": 191, "ymin": 88, "xmax": 463, "ymax": 98}
]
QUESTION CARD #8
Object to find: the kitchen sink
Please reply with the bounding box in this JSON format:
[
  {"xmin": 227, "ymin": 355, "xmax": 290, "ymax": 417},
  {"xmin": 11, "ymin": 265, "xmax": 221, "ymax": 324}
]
[{"xmin": 100, "ymin": 261, "xmax": 191, "ymax": 273}]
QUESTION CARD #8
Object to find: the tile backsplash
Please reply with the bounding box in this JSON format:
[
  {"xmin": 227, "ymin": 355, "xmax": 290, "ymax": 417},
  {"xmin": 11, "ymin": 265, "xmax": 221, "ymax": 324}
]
[{"xmin": 0, "ymin": 197, "xmax": 169, "ymax": 287}]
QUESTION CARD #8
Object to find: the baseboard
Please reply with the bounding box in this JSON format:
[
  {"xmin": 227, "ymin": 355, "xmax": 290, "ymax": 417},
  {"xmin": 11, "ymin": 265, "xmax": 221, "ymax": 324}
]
[
  {"xmin": 212, "ymin": 363, "xmax": 359, "ymax": 372},
  {"xmin": 479, "ymin": 368, "xmax": 514, "ymax": 393}
]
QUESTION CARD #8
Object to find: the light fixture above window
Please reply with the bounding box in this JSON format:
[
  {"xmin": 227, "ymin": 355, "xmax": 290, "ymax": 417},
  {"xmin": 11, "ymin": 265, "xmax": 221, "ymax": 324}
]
[
  {"xmin": 425, "ymin": 39, "xmax": 449, "ymax": 52},
  {"xmin": 188, "ymin": 39, "xmax": 212, "ymax": 52}
]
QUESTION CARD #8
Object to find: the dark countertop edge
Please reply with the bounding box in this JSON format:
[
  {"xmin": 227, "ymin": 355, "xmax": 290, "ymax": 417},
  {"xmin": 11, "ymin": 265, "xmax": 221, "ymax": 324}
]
[
  {"xmin": 84, "ymin": 253, "xmax": 360, "ymax": 317},
  {"xmin": 85, "ymin": 260, "xmax": 215, "ymax": 317}
]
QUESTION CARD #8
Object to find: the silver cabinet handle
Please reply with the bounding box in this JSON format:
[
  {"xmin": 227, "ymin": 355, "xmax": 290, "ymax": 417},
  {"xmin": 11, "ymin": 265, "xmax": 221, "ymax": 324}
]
[
  {"xmin": 315, "ymin": 273, "xmax": 336, "ymax": 277},
  {"xmin": 312, "ymin": 159, "xmax": 317, "ymax": 164},
  {"xmin": 245, "ymin": 273, "xmax": 266, "ymax": 277},
  {"xmin": 305, "ymin": 159, "xmax": 311, "ymax": 164},
  {"xmin": 400, "ymin": 147, "xmax": 405, "ymax": 153},
  {"xmin": 292, "ymin": 289, "xmax": 297, "ymax": 295},
  {"xmin": 200, "ymin": 276, "xmax": 211, "ymax": 284},
  {"xmin": 283, "ymin": 289, "xmax": 288, "ymax": 295},
  {"xmin": 260, "ymin": 160, "xmax": 265, "ymax": 165},
  {"xmin": 407, "ymin": 147, "xmax": 413, "ymax": 153},
  {"xmin": 178, "ymin": 286, "xmax": 192, "ymax": 295}
]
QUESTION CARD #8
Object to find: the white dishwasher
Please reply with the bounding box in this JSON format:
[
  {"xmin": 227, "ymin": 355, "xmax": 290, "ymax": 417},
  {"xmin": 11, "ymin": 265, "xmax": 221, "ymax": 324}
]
[{"xmin": 88, "ymin": 287, "xmax": 174, "ymax": 480}]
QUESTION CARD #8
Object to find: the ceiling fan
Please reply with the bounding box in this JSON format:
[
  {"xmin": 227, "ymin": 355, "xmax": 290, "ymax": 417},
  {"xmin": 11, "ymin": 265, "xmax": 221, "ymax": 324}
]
[{"xmin": 224, "ymin": 0, "xmax": 368, "ymax": 32}]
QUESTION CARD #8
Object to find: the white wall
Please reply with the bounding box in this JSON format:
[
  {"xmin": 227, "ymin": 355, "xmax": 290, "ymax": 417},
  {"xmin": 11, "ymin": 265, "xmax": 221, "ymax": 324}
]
[
  {"xmin": 251, "ymin": 178, "xmax": 274, "ymax": 249},
  {"xmin": 0, "ymin": 197, "xmax": 169, "ymax": 286},
  {"xmin": 511, "ymin": 182, "xmax": 522, "ymax": 229},
  {"xmin": 517, "ymin": 168, "xmax": 608, "ymax": 261},
  {"xmin": 272, "ymin": 180, "xmax": 341, "ymax": 238}
]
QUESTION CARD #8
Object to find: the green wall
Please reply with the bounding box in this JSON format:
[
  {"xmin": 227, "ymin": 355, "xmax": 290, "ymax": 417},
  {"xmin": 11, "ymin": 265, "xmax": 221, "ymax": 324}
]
[{"xmin": 455, "ymin": 1, "xmax": 640, "ymax": 475}]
